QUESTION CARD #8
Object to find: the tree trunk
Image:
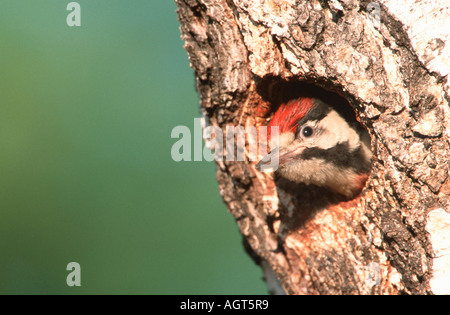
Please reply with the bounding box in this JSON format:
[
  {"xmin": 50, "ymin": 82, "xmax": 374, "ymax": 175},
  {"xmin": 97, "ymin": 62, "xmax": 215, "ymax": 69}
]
[{"xmin": 175, "ymin": 0, "xmax": 450, "ymax": 295}]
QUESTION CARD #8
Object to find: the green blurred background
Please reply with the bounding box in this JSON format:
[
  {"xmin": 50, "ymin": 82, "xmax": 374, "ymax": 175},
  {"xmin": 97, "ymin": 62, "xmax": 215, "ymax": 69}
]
[{"xmin": 0, "ymin": 0, "xmax": 266, "ymax": 294}]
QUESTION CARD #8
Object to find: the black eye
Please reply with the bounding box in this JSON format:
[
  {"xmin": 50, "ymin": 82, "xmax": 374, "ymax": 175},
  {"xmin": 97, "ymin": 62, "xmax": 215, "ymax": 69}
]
[{"xmin": 301, "ymin": 126, "xmax": 314, "ymax": 138}]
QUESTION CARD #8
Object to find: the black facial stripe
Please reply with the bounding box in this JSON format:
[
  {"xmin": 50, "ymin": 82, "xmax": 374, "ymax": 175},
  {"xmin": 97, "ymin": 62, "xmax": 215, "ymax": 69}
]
[
  {"xmin": 300, "ymin": 142, "xmax": 371, "ymax": 173},
  {"xmin": 296, "ymin": 100, "xmax": 332, "ymax": 134}
]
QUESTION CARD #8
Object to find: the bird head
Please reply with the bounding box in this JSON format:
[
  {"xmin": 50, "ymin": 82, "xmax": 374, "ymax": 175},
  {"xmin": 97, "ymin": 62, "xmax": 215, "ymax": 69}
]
[{"xmin": 257, "ymin": 97, "xmax": 372, "ymax": 198}]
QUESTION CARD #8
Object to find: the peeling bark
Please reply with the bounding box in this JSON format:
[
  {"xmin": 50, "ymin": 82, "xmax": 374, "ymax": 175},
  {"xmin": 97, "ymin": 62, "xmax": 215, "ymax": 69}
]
[{"xmin": 175, "ymin": 0, "xmax": 450, "ymax": 295}]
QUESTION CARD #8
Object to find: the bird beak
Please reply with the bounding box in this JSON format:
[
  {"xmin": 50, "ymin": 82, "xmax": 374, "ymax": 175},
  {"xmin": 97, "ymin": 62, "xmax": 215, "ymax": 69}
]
[
  {"xmin": 256, "ymin": 147, "xmax": 279, "ymax": 172},
  {"xmin": 256, "ymin": 145, "xmax": 304, "ymax": 172}
]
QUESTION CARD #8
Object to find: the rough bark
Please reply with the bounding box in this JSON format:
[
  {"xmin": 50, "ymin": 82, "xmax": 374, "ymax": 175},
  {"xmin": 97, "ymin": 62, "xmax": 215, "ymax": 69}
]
[{"xmin": 175, "ymin": 0, "xmax": 450, "ymax": 295}]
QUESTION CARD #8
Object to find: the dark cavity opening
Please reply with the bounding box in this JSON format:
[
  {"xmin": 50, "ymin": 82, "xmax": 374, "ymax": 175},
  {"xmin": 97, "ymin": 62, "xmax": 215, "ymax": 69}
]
[{"xmin": 256, "ymin": 77, "xmax": 362, "ymax": 127}]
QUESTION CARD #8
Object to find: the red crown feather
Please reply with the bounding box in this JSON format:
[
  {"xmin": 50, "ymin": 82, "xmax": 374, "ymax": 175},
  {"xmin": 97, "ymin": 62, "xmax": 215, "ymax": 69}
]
[{"xmin": 268, "ymin": 97, "xmax": 314, "ymax": 138}]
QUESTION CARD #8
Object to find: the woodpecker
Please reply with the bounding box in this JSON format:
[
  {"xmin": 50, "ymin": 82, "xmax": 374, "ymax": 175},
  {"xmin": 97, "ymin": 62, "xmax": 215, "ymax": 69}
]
[{"xmin": 257, "ymin": 97, "xmax": 372, "ymax": 198}]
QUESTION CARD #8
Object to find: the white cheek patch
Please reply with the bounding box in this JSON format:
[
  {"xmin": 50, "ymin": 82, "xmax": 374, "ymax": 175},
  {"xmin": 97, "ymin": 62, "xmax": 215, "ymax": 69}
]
[{"xmin": 315, "ymin": 111, "xmax": 361, "ymax": 152}]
